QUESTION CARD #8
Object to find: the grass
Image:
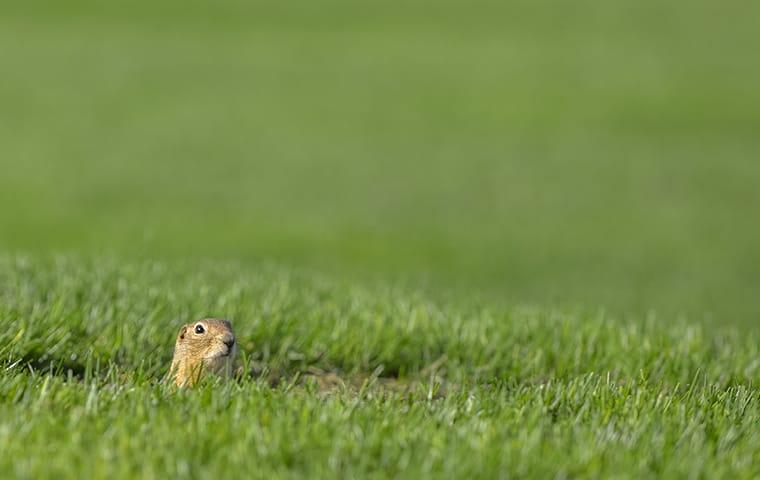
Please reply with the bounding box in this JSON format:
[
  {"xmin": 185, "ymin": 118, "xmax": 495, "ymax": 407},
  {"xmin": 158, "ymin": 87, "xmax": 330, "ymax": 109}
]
[
  {"xmin": 1, "ymin": 0, "xmax": 760, "ymax": 477},
  {"xmin": 1, "ymin": 0, "xmax": 760, "ymax": 320},
  {"xmin": 1, "ymin": 256, "xmax": 760, "ymax": 478}
]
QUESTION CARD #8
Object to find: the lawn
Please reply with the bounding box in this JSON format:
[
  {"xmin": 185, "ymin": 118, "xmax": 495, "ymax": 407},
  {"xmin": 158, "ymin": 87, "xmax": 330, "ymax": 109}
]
[
  {"xmin": 1, "ymin": 0, "xmax": 759, "ymax": 478},
  {"xmin": 2, "ymin": 257, "xmax": 759, "ymax": 478}
]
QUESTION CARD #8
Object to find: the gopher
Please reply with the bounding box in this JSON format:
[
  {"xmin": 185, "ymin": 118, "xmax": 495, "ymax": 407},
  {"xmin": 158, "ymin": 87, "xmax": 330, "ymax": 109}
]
[{"xmin": 169, "ymin": 318, "xmax": 237, "ymax": 387}]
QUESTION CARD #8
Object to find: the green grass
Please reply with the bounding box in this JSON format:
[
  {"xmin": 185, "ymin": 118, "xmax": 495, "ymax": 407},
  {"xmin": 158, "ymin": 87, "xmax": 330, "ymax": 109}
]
[
  {"xmin": 2, "ymin": 257, "xmax": 760, "ymax": 478},
  {"xmin": 1, "ymin": 0, "xmax": 760, "ymax": 321},
  {"xmin": 2, "ymin": 1, "xmax": 760, "ymax": 477}
]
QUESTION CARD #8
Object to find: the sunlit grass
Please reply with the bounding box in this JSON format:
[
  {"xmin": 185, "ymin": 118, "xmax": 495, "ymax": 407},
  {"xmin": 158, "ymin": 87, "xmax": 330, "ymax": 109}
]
[{"xmin": 1, "ymin": 257, "xmax": 759, "ymax": 478}]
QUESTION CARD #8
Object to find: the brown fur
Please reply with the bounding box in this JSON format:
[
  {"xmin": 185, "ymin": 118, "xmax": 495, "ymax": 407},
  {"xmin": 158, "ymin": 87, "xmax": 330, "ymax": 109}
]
[{"xmin": 169, "ymin": 318, "xmax": 237, "ymax": 387}]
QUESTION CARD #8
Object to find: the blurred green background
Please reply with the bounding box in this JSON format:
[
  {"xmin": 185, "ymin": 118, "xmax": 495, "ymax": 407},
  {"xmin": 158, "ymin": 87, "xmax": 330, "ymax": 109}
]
[{"xmin": 1, "ymin": 0, "xmax": 758, "ymax": 322}]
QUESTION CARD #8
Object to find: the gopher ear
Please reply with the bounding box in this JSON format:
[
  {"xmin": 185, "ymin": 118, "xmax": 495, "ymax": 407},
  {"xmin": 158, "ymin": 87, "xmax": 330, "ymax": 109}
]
[{"xmin": 178, "ymin": 325, "xmax": 188, "ymax": 340}]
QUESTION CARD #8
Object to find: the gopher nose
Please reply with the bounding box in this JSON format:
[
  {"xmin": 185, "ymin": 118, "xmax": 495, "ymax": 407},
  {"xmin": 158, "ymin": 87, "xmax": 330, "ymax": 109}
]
[{"xmin": 223, "ymin": 337, "xmax": 235, "ymax": 349}]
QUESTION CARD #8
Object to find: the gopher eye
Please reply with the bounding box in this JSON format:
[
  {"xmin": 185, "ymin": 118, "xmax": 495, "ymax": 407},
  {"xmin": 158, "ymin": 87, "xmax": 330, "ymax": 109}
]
[{"xmin": 194, "ymin": 324, "xmax": 205, "ymax": 334}]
